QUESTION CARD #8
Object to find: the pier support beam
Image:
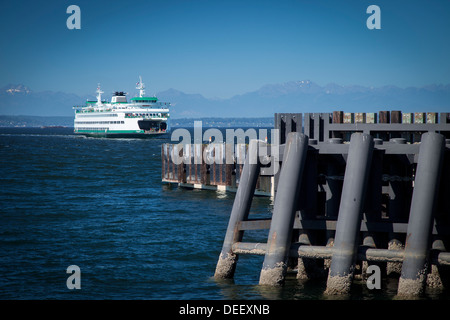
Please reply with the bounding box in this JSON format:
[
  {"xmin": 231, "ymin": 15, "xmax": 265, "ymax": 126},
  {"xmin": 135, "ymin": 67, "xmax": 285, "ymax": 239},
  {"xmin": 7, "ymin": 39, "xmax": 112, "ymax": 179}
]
[
  {"xmin": 214, "ymin": 140, "xmax": 261, "ymax": 279},
  {"xmin": 325, "ymin": 133, "xmax": 374, "ymax": 295},
  {"xmin": 259, "ymin": 132, "xmax": 309, "ymax": 286},
  {"xmin": 397, "ymin": 132, "xmax": 445, "ymax": 297}
]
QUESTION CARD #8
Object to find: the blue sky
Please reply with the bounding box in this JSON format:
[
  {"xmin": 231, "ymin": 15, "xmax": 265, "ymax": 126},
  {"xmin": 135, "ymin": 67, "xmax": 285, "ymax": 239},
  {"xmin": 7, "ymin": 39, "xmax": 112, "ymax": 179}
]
[{"xmin": 1, "ymin": 0, "xmax": 450, "ymax": 98}]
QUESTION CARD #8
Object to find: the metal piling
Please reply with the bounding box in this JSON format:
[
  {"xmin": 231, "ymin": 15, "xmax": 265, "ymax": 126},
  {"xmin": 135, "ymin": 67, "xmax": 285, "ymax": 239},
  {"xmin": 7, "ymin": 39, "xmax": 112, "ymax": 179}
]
[
  {"xmin": 325, "ymin": 133, "xmax": 374, "ymax": 295},
  {"xmin": 214, "ymin": 139, "xmax": 261, "ymax": 279},
  {"xmin": 259, "ymin": 132, "xmax": 309, "ymax": 285},
  {"xmin": 397, "ymin": 132, "xmax": 445, "ymax": 296}
]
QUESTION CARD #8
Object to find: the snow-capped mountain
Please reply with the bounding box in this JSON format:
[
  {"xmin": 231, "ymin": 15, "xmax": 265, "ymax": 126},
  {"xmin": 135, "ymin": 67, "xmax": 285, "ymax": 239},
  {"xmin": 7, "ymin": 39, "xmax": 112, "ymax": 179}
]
[
  {"xmin": 0, "ymin": 84, "xmax": 83, "ymax": 116},
  {"xmin": 4, "ymin": 84, "xmax": 32, "ymax": 95}
]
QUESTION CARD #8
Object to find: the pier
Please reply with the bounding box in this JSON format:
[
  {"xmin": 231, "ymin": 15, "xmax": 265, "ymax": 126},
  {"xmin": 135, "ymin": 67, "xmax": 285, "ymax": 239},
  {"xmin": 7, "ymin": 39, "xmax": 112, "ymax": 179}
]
[{"xmin": 162, "ymin": 111, "xmax": 450, "ymax": 297}]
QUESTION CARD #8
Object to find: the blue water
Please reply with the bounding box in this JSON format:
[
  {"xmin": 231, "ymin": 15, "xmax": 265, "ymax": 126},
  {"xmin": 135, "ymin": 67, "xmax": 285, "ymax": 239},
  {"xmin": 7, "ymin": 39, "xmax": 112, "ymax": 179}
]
[{"xmin": 0, "ymin": 127, "xmax": 448, "ymax": 300}]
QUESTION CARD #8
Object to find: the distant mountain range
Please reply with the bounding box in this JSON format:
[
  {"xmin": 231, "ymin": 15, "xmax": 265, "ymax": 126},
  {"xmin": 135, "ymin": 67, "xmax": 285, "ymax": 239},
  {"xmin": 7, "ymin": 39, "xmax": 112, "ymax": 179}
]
[
  {"xmin": 0, "ymin": 115, "xmax": 274, "ymax": 128},
  {"xmin": 1, "ymin": 81, "xmax": 450, "ymax": 118},
  {"xmin": 156, "ymin": 80, "xmax": 450, "ymax": 118}
]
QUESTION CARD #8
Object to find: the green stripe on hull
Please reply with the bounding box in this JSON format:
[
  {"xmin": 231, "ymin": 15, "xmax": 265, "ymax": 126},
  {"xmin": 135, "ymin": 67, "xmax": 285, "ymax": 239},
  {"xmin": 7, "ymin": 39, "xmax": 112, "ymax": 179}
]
[
  {"xmin": 75, "ymin": 130, "xmax": 169, "ymax": 139},
  {"xmin": 76, "ymin": 129, "xmax": 145, "ymax": 133}
]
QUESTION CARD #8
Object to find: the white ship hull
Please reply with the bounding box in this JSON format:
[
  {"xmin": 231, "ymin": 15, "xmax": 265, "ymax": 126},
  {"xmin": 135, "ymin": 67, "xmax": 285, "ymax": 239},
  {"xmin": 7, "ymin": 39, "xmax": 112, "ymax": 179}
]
[
  {"xmin": 74, "ymin": 109, "xmax": 170, "ymax": 138},
  {"xmin": 73, "ymin": 78, "xmax": 171, "ymax": 138}
]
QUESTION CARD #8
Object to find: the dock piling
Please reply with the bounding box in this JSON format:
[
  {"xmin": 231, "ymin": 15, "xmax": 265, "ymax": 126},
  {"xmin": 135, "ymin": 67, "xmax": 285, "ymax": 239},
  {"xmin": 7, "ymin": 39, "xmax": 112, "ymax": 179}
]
[
  {"xmin": 397, "ymin": 132, "xmax": 445, "ymax": 296},
  {"xmin": 214, "ymin": 139, "xmax": 261, "ymax": 279},
  {"xmin": 325, "ymin": 133, "xmax": 374, "ymax": 295},
  {"xmin": 259, "ymin": 132, "xmax": 309, "ymax": 286}
]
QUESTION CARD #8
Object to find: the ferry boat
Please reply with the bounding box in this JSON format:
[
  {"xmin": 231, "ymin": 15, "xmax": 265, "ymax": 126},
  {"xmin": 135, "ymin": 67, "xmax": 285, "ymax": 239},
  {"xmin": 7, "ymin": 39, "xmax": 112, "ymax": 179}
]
[{"xmin": 73, "ymin": 77, "xmax": 170, "ymax": 138}]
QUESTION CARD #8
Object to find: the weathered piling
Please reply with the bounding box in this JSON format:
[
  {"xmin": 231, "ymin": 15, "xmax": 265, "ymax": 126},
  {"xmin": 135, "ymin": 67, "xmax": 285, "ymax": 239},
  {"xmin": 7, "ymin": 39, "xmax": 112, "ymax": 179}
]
[
  {"xmin": 397, "ymin": 132, "xmax": 445, "ymax": 296},
  {"xmin": 214, "ymin": 139, "xmax": 261, "ymax": 279},
  {"xmin": 325, "ymin": 133, "xmax": 374, "ymax": 295},
  {"xmin": 259, "ymin": 132, "xmax": 309, "ymax": 286}
]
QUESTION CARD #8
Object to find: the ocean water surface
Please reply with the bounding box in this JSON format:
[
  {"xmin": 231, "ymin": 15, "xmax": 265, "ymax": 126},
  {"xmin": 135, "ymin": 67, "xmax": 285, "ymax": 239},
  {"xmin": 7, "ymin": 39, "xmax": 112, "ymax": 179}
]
[{"xmin": 0, "ymin": 127, "xmax": 448, "ymax": 300}]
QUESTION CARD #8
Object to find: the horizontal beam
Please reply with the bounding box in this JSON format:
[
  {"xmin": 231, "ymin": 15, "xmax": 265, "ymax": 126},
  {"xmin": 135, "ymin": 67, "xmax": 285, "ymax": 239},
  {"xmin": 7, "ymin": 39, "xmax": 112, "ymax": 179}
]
[
  {"xmin": 231, "ymin": 242, "xmax": 450, "ymax": 265},
  {"xmin": 238, "ymin": 218, "xmax": 450, "ymax": 235},
  {"xmin": 238, "ymin": 219, "xmax": 271, "ymax": 230},
  {"xmin": 326, "ymin": 123, "xmax": 450, "ymax": 132}
]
